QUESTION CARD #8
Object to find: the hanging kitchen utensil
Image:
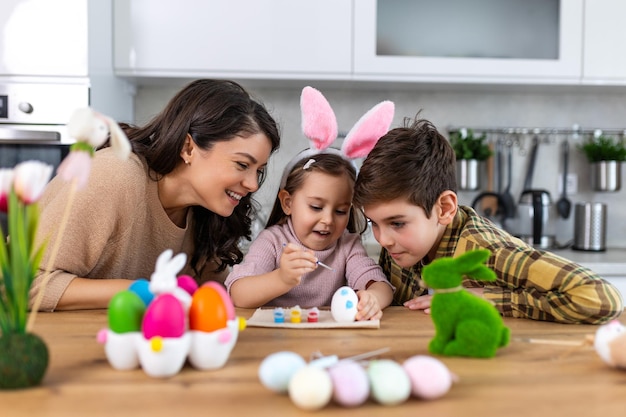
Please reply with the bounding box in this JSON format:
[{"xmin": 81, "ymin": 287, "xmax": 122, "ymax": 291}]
[
  {"xmin": 522, "ymin": 134, "xmax": 540, "ymax": 192},
  {"xmin": 556, "ymin": 140, "xmax": 572, "ymax": 219},
  {"xmin": 479, "ymin": 141, "xmax": 499, "ymax": 217},
  {"xmin": 499, "ymin": 141, "xmax": 516, "ymax": 219}
]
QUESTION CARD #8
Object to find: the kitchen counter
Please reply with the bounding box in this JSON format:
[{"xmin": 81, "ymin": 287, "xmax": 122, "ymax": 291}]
[{"xmin": 550, "ymin": 248, "xmax": 626, "ymax": 276}]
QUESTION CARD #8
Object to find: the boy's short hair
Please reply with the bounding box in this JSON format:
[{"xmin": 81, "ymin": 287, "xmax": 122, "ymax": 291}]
[{"xmin": 353, "ymin": 116, "xmax": 457, "ymax": 218}]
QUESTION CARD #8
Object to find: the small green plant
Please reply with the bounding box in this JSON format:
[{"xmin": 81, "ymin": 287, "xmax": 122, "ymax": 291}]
[
  {"xmin": 449, "ymin": 129, "xmax": 492, "ymax": 161},
  {"xmin": 578, "ymin": 135, "xmax": 626, "ymax": 163}
]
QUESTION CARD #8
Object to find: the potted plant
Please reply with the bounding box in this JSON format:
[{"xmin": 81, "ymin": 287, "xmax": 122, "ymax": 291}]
[
  {"xmin": 578, "ymin": 133, "xmax": 626, "ymax": 192},
  {"xmin": 449, "ymin": 128, "xmax": 492, "ymax": 190},
  {"xmin": 0, "ymin": 162, "xmax": 53, "ymax": 389}
]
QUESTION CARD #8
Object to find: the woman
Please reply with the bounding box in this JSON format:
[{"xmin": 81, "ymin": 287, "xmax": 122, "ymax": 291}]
[{"xmin": 31, "ymin": 79, "xmax": 281, "ymax": 311}]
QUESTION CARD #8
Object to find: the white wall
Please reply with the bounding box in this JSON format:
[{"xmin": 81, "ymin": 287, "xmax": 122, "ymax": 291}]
[{"xmin": 133, "ymin": 82, "xmax": 626, "ymax": 249}]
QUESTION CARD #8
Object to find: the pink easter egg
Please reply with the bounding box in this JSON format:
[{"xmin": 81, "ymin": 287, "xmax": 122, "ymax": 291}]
[
  {"xmin": 177, "ymin": 275, "xmax": 199, "ymax": 295},
  {"xmin": 403, "ymin": 355, "xmax": 453, "ymax": 400},
  {"xmin": 142, "ymin": 293, "xmax": 186, "ymax": 339},
  {"xmin": 328, "ymin": 360, "xmax": 370, "ymax": 407}
]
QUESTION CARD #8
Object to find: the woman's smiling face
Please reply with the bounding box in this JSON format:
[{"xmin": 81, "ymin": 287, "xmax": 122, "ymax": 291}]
[{"xmin": 187, "ymin": 133, "xmax": 273, "ymax": 217}]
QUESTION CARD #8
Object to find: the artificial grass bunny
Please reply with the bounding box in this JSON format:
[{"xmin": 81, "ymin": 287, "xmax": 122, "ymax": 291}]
[{"xmin": 422, "ymin": 249, "xmax": 510, "ymax": 358}]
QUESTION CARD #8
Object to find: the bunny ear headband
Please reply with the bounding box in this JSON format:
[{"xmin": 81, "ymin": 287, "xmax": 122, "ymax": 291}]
[{"xmin": 279, "ymin": 86, "xmax": 395, "ymax": 189}]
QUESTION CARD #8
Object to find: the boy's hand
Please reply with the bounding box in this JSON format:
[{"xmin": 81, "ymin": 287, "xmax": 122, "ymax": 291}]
[
  {"xmin": 355, "ymin": 290, "xmax": 383, "ymax": 321},
  {"xmin": 404, "ymin": 294, "xmax": 433, "ymax": 314},
  {"xmin": 278, "ymin": 243, "xmax": 317, "ymax": 287}
]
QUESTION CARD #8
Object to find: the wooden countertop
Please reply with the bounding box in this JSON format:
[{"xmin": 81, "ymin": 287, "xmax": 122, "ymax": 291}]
[{"xmin": 2, "ymin": 307, "xmax": 625, "ymax": 417}]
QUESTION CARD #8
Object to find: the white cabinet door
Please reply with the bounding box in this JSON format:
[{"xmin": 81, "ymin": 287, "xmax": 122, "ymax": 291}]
[
  {"xmin": 353, "ymin": 0, "xmax": 584, "ymax": 83},
  {"xmin": 582, "ymin": 0, "xmax": 626, "ymax": 83},
  {"xmin": 0, "ymin": 0, "xmax": 88, "ymax": 77},
  {"xmin": 114, "ymin": 0, "xmax": 352, "ymax": 79}
]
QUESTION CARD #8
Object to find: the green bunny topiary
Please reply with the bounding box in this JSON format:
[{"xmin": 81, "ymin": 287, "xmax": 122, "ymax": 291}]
[{"xmin": 422, "ymin": 249, "xmax": 510, "ymax": 358}]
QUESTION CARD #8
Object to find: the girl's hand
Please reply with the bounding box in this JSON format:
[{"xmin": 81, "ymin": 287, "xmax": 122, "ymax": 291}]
[
  {"xmin": 355, "ymin": 290, "xmax": 383, "ymax": 321},
  {"xmin": 278, "ymin": 243, "xmax": 317, "ymax": 287},
  {"xmin": 404, "ymin": 294, "xmax": 433, "ymax": 314}
]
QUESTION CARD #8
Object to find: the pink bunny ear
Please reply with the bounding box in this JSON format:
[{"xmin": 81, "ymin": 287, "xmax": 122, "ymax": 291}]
[
  {"xmin": 300, "ymin": 86, "xmax": 338, "ymax": 151},
  {"xmin": 341, "ymin": 101, "xmax": 395, "ymax": 159}
]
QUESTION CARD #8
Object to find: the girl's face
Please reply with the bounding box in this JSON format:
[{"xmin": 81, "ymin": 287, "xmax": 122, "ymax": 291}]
[
  {"xmin": 280, "ymin": 171, "xmax": 353, "ymax": 251},
  {"xmin": 183, "ymin": 133, "xmax": 272, "ymax": 217}
]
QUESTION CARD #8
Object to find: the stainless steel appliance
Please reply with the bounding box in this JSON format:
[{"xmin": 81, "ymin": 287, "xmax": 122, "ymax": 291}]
[
  {"xmin": 573, "ymin": 202, "xmax": 607, "ymax": 252},
  {"xmin": 1, "ymin": 82, "xmax": 89, "ymax": 230}
]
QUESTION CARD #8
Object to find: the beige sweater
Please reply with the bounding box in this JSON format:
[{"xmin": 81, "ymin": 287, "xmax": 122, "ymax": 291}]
[{"xmin": 31, "ymin": 148, "xmax": 224, "ymax": 311}]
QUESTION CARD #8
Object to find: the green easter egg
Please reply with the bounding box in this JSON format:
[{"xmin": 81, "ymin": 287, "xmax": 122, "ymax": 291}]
[{"xmin": 108, "ymin": 290, "xmax": 146, "ymax": 333}]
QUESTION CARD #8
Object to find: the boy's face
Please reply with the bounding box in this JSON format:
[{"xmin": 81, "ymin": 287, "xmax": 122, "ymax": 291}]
[{"xmin": 364, "ymin": 198, "xmax": 444, "ymax": 268}]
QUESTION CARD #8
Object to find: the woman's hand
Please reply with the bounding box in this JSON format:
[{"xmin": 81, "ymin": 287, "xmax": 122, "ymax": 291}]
[{"xmin": 278, "ymin": 243, "xmax": 317, "ymax": 287}]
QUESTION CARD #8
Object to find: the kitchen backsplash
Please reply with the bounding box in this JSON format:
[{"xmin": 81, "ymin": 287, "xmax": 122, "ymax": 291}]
[{"xmin": 134, "ymin": 83, "xmax": 626, "ymax": 249}]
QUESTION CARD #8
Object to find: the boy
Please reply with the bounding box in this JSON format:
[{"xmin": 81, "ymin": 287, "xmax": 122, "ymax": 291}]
[{"xmin": 353, "ymin": 116, "xmax": 623, "ymax": 324}]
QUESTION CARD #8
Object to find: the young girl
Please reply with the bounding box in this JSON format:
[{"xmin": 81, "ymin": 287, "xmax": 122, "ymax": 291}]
[{"xmin": 225, "ymin": 86, "xmax": 395, "ymax": 321}]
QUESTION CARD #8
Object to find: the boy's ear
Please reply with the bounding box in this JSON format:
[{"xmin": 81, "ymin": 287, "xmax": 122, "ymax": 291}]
[
  {"xmin": 278, "ymin": 189, "xmax": 293, "ymax": 215},
  {"xmin": 436, "ymin": 191, "xmax": 458, "ymax": 225}
]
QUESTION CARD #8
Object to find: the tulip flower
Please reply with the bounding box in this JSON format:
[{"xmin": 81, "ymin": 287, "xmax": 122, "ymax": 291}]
[
  {"xmin": 0, "ymin": 168, "xmax": 14, "ymax": 213},
  {"xmin": 13, "ymin": 161, "xmax": 53, "ymax": 205}
]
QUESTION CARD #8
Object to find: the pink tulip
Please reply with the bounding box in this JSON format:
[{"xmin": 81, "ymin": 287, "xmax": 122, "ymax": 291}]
[
  {"xmin": 13, "ymin": 161, "xmax": 54, "ymax": 205},
  {"xmin": 57, "ymin": 150, "xmax": 93, "ymax": 190},
  {"xmin": 0, "ymin": 168, "xmax": 14, "ymax": 213}
]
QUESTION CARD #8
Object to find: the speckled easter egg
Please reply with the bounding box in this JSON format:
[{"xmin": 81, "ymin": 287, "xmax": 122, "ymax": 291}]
[
  {"xmin": 368, "ymin": 359, "xmax": 411, "ymax": 405},
  {"xmin": 328, "ymin": 359, "xmax": 370, "ymax": 407},
  {"xmin": 403, "ymin": 355, "xmax": 454, "ymax": 400},
  {"xmin": 189, "ymin": 282, "xmax": 235, "ymax": 332},
  {"xmin": 258, "ymin": 351, "xmax": 307, "ymax": 393},
  {"xmin": 108, "ymin": 290, "xmax": 146, "ymax": 333},
  {"xmin": 141, "ymin": 293, "xmax": 186, "ymax": 339},
  {"xmin": 330, "ymin": 286, "xmax": 358, "ymax": 322},
  {"xmin": 288, "ymin": 365, "xmax": 333, "ymax": 411}
]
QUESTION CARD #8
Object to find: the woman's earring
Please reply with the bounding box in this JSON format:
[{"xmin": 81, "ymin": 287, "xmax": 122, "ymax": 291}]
[{"xmin": 184, "ymin": 159, "xmax": 190, "ymax": 165}]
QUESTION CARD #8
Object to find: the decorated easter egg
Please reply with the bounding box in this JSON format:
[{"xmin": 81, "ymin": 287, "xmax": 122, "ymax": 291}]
[
  {"xmin": 128, "ymin": 278, "xmax": 154, "ymax": 306},
  {"xmin": 368, "ymin": 359, "xmax": 411, "ymax": 405},
  {"xmin": 142, "ymin": 293, "xmax": 186, "ymax": 339},
  {"xmin": 189, "ymin": 282, "xmax": 235, "ymax": 332},
  {"xmin": 403, "ymin": 355, "xmax": 454, "ymax": 400},
  {"xmin": 288, "ymin": 365, "xmax": 333, "ymax": 411},
  {"xmin": 258, "ymin": 351, "xmax": 307, "ymax": 393},
  {"xmin": 177, "ymin": 274, "xmax": 199, "ymax": 295},
  {"xmin": 594, "ymin": 320, "xmax": 626, "ymax": 367},
  {"xmin": 331, "ymin": 286, "xmax": 358, "ymax": 322},
  {"xmin": 327, "ymin": 359, "xmax": 369, "ymax": 407},
  {"xmin": 108, "ymin": 290, "xmax": 146, "ymax": 333}
]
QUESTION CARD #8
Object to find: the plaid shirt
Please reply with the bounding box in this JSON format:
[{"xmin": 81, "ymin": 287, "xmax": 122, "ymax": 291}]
[{"xmin": 380, "ymin": 205, "xmax": 624, "ymax": 324}]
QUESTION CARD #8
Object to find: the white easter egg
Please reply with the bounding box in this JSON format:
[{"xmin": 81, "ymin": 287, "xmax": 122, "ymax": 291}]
[
  {"xmin": 258, "ymin": 351, "xmax": 306, "ymax": 393},
  {"xmin": 331, "ymin": 286, "xmax": 358, "ymax": 323},
  {"xmin": 368, "ymin": 359, "xmax": 411, "ymax": 405},
  {"xmin": 594, "ymin": 320, "xmax": 626, "ymax": 367},
  {"xmin": 403, "ymin": 355, "xmax": 453, "ymax": 400},
  {"xmin": 288, "ymin": 365, "xmax": 333, "ymax": 411}
]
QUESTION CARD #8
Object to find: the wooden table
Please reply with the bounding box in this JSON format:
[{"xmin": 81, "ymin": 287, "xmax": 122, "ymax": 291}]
[{"xmin": 2, "ymin": 307, "xmax": 625, "ymax": 417}]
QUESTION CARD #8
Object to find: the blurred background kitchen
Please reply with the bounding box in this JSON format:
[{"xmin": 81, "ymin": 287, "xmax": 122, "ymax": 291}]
[{"xmin": 3, "ymin": 0, "xmax": 626, "ymax": 294}]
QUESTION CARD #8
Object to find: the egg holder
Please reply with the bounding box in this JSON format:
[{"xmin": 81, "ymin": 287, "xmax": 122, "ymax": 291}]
[
  {"xmin": 258, "ymin": 349, "xmax": 456, "ymax": 411},
  {"xmin": 96, "ymin": 249, "xmax": 245, "ymax": 378}
]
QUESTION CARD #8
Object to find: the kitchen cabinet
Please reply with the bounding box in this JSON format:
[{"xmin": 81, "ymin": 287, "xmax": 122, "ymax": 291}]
[
  {"xmin": 582, "ymin": 0, "xmax": 626, "ymax": 83},
  {"xmin": 353, "ymin": 0, "xmax": 584, "ymax": 84},
  {"xmin": 113, "ymin": 0, "xmax": 352, "ymax": 79},
  {"xmin": 0, "ymin": 0, "xmax": 133, "ymax": 123},
  {"xmin": 0, "ymin": 0, "xmax": 88, "ymax": 78}
]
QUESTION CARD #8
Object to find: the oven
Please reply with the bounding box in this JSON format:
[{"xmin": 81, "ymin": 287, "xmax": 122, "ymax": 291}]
[{"xmin": 0, "ymin": 82, "xmax": 89, "ymax": 230}]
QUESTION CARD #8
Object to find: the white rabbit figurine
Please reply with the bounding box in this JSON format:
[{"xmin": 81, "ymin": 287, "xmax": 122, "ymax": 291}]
[{"xmin": 149, "ymin": 249, "xmax": 192, "ymax": 309}]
